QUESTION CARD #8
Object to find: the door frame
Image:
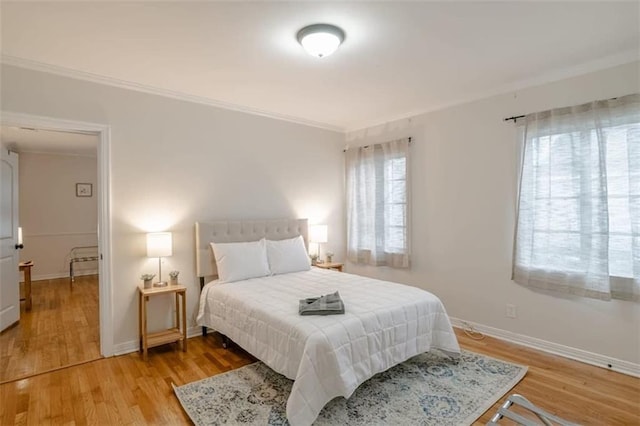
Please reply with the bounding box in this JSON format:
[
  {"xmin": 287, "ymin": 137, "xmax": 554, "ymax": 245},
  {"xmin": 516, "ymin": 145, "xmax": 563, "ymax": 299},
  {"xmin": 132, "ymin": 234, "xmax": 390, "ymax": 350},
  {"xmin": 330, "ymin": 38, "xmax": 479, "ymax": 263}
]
[{"xmin": 1, "ymin": 111, "xmax": 114, "ymax": 357}]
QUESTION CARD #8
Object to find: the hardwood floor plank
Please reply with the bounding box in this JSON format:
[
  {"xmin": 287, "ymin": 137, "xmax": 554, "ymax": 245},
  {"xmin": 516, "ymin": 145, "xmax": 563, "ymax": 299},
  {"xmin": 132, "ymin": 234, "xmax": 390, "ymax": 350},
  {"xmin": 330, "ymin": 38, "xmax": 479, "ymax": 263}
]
[
  {"xmin": 0, "ymin": 275, "xmax": 101, "ymax": 384},
  {"xmin": 0, "ymin": 377, "xmax": 18, "ymax": 424},
  {"xmin": 14, "ymin": 412, "xmax": 26, "ymax": 426},
  {"xmin": 457, "ymin": 331, "xmax": 640, "ymax": 425}
]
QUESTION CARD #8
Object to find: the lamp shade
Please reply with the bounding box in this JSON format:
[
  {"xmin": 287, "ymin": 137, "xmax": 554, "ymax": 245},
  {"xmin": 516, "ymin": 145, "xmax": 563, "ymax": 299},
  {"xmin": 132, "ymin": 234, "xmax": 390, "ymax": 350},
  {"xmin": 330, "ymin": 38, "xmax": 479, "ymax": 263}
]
[
  {"xmin": 297, "ymin": 24, "xmax": 345, "ymax": 58},
  {"xmin": 309, "ymin": 225, "xmax": 328, "ymax": 243},
  {"xmin": 146, "ymin": 232, "xmax": 172, "ymax": 258}
]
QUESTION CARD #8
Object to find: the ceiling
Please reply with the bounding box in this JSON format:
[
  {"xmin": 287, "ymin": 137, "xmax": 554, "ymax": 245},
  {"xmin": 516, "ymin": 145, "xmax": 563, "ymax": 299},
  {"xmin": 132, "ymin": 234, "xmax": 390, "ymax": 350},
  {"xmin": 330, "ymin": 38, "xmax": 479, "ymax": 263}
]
[
  {"xmin": 0, "ymin": 126, "xmax": 98, "ymax": 157},
  {"xmin": 1, "ymin": 2, "xmax": 638, "ymax": 131}
]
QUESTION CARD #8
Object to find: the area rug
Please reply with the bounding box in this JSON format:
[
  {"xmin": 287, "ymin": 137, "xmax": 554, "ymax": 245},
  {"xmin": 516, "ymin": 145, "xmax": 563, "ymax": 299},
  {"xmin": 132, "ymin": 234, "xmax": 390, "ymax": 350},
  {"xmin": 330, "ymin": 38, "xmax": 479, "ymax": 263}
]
[{"xmin": 173, "ymin": 349, "xmax": 527, "ymax": 425}]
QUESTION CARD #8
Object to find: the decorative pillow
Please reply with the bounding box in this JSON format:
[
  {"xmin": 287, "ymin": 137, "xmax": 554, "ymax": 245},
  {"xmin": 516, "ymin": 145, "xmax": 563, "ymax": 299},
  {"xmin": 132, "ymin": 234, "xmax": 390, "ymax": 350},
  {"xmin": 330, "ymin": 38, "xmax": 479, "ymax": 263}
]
[
  {"xmin": 266, "ymin": 235, "xmax": 311, "ymax": 275},
  {"xmin": 210, "ymin": 239, "xmax": 270, "ymax": 283}
]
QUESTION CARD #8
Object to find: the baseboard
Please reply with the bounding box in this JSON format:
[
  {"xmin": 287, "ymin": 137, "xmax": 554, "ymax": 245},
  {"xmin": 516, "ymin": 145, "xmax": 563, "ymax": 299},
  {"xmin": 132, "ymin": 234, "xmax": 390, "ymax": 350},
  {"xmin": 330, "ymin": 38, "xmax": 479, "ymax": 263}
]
[
  {"xmin": 450, "ymin": 317, "xmax": 640, "ymax": 378},
  {"xmin": 187, "ymin": 326, "xmax": 203, "ymax": 339},
  {"xmin": 28, "ymin": 270, "xmax": 98, "ymax": 282},
  {"xmin": 112, "ymin": 326, "xmax": 204, "ymax": 356},
  {"xmin": 113, "ymin": 340, "xmax": 140, "ymax": 356}
]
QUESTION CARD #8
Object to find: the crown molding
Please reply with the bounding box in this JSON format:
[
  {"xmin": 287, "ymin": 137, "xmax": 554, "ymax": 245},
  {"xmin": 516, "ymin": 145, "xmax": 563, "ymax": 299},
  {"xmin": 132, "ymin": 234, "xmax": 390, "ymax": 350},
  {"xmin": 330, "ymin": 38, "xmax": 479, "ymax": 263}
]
[
  {"xmin": 346, "ymin": 49, "xmax": 639, "ymax": 133},
  {"xmin": 0, "ymin": 54, "xmax": 345, "ymax": 133},
  {"xmin": 3, "ymin": 50, "xmax": 636, "ymax": 136}
]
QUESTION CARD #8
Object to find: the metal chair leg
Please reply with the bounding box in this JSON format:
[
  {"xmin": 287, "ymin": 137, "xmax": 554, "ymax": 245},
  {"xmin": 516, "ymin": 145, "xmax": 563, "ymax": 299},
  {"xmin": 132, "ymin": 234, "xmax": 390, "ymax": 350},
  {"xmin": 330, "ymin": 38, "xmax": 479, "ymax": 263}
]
[{"xmin": 487, "ymin": 394, "xmax": 579, "ymax": 426}]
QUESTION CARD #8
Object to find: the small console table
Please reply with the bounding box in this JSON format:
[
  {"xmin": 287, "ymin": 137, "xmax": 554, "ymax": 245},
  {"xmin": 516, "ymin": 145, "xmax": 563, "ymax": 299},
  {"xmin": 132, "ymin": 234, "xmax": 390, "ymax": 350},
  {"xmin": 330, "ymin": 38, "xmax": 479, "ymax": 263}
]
[
  {"xmin": 138, "ymin": 284, "xmax": 187, "ymax": 360},
  {"xmin": 19, "ymin": 261, "xmax": 34, "ymax": 311}
]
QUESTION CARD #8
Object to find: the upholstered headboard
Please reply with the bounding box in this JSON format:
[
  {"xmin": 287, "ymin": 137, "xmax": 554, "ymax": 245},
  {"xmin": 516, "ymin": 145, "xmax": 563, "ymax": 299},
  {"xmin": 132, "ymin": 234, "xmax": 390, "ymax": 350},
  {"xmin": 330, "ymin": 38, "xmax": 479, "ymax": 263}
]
[{"xmin": 195, "ymin": 218, "xmax": 308, "ymax": 279}]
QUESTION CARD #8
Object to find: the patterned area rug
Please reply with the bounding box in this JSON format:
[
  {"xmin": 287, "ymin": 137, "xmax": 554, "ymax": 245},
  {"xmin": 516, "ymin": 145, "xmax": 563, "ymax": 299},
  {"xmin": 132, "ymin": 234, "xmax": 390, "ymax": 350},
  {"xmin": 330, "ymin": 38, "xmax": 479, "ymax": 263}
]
[{"xmin": 174, "ymin": 350, "xmax": 527, "ymax": 425}]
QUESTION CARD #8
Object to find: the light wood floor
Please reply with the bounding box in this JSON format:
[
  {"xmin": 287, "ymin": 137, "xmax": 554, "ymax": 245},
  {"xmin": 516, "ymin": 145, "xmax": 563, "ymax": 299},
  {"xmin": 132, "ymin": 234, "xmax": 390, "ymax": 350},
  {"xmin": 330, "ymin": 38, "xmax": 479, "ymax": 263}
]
[
  {"xmin": 0, "ymin": 275, "xmax": 101, "ymax": 384},
  {"xmin": 1, "ymin": 289, "xmax": 638, "ymax": 425},
  {"xmin": 462, "ymin": 331, "xmax": 640, "ymax": 425}
]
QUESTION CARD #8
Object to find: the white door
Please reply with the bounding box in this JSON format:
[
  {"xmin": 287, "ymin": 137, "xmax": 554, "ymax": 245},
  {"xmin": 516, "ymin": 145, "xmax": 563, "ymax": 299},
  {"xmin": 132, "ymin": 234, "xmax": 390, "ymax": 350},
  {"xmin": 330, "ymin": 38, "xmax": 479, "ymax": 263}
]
[{"xmin": 0, "ymin": 148, "xmax": 20, "ymax": 331}]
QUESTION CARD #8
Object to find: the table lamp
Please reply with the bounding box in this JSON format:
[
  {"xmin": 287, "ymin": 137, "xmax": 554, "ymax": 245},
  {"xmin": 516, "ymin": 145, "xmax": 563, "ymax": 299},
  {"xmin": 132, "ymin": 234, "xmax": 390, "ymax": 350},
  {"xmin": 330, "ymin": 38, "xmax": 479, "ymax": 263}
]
[
  {"xmin": 309, "ymin": 224, "xmax": 328, "ymax": 263},
  {"xmin": 146, "ymin": 232, "xmax": 172, "ymax": 287}
]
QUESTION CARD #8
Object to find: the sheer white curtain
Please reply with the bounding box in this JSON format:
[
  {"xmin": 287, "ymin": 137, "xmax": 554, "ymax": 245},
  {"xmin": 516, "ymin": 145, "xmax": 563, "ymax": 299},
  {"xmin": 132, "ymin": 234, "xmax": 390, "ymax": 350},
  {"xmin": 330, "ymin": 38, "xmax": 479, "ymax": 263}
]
[
  {"xmin": 513, "ymin": 94, "xmax": 639, "ymax": 302},
  {"xmin": 346, "ymin": 138, "xmax": 411, "ymax": 268}
]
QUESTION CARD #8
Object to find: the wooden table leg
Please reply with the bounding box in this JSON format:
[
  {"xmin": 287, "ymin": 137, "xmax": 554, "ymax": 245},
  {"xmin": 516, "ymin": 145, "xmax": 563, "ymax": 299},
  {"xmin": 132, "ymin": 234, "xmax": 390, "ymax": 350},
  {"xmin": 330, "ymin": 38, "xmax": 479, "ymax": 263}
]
[
  {"xmin": 142, "ymin": 295, "xmax": 148, "ymax": 360},
  {"xmin": 19, "ymin": 264, "xmax": 33, "ymax": 311},
  {"xmin": 138, "ymin": 291, "xmax": 142, "ymax": 354},
  {"xmin": 175, "ymin": 292, "xmax": 179, "ymax": 343},
  {"xmin": 181, "ymin": 291, "xmax": 187, "ymax": 352},
  {"xmin": 24, "ymin": 266, "xmax": 32, "ymax": 311}
]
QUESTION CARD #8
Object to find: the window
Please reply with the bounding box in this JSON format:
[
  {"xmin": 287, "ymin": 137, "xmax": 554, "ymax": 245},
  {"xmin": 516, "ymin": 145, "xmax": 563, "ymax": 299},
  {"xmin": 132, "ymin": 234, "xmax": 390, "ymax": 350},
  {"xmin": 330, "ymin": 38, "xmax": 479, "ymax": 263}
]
[
  {"xmin": 605, "ymin": 124, "xmax": 635, "ymax": 279},
  {"xmin": 346, "ymin": 138, "xmax": 411, "ymax": 268},
  {"xmin": 384, "ymin": 155, "xmax": 408, "ymax": 252},
  {"xmin": 513, "ymin": 94, "xmax": 639, "ymax": 302}
]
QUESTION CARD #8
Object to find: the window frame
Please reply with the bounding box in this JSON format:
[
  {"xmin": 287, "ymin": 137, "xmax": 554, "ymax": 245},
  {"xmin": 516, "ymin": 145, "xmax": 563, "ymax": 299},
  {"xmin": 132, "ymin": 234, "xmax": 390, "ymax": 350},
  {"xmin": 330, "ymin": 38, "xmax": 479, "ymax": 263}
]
[
  {"xmin": 515, "ymin": 123, "xmax": 636, "ymax": 281},
  {"xmin": 346, "ymin": 138, "xmax": 411, "ymax": 268}
]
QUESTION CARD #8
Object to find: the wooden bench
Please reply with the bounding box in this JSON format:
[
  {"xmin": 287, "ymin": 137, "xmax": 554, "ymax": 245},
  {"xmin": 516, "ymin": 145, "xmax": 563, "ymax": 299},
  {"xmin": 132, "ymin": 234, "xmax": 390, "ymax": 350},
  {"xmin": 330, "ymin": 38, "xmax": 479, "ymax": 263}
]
[{"xmin": 69, "ymin": 246, "xmax": 99, "ymax": 289}]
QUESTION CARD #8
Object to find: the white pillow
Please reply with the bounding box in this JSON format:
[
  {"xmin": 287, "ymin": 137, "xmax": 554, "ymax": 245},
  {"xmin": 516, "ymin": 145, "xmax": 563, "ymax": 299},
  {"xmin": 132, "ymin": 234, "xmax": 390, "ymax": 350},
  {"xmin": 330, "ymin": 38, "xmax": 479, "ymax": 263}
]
[
  {"xmin": 210, "ymin": 239, "xmax": 270, "ymax": 283},
  {"xmin": 266, "ymin": 235, "xmax": 311, "ymax": 275}
]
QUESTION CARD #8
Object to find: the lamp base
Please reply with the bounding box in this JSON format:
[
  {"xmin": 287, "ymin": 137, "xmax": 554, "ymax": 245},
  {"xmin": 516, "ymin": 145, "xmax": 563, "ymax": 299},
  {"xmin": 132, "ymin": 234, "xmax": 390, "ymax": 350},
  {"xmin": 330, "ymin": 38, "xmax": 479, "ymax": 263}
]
[{"xmin": 153, "ymin": 281, "xmax": 168, "ymax": 287}]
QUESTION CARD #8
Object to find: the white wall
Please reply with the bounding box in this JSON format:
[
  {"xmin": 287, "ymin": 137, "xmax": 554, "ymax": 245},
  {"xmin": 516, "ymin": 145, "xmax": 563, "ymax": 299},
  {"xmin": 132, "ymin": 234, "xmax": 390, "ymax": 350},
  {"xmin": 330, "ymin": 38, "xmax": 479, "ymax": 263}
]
[
  {"xmin": 1, "ymin": 64, "xmax": 345, "ymax": 350},
  {"xmin": 346, "ymin": 61, "xmax": 640, "ymax": 365},
  {"xmin": 19, "ymin": 152, "xmax": 98, "ymax": 280}
]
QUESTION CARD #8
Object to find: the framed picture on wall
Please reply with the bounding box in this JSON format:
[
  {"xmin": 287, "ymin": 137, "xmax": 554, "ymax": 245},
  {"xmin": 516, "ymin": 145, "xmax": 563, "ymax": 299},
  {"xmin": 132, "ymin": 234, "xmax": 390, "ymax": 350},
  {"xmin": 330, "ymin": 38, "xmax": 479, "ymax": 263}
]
[{"xmin": 76, "ymin": 183, "xmax": 92, "ymax": 197}]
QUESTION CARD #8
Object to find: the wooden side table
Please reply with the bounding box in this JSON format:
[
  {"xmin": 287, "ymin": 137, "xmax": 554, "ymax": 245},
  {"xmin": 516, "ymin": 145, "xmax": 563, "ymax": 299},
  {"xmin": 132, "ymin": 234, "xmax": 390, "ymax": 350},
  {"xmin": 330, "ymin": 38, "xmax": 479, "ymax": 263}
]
[
  {"xmin": 19, "ymin": 261, "xmax": 34, "ymax": 311},
  {"xmin": 315, "ymin": 262, "xmax": 344, "ymax": 272},
  {"xmin": 138, "ymin": 284, "xmax": 187, "ymax": 360}
]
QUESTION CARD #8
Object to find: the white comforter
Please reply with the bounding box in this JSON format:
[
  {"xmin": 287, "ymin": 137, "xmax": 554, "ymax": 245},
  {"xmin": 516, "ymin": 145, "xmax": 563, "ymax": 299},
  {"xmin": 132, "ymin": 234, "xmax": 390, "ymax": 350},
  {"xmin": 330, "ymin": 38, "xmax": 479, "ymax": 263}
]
[{"xmin": 196, "ymin": 268, "xmax": 460, "ymax": 426}]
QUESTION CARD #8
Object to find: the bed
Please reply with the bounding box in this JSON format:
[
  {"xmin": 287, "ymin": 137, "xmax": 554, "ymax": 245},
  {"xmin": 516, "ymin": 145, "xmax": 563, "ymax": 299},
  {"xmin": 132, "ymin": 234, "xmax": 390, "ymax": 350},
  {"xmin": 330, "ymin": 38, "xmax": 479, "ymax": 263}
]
[{"xmin": 195, "ymin": 219, "xmax": 460, "ymax": 426}]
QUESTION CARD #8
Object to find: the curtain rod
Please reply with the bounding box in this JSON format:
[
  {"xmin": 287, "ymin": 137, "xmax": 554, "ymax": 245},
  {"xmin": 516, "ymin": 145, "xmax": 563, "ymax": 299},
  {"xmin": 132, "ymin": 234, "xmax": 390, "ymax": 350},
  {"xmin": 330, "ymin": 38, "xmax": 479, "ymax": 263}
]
[
  {"xmin": 343, "ymin": 137, "xmax": 412, "ymax": 153},
  {"xmin": 503, "ymin": 115, "xmax": 525, "ymax": 123},
  {"xmin": 503, "ymin": 96, "xmax": 621, "ymax": 123}
]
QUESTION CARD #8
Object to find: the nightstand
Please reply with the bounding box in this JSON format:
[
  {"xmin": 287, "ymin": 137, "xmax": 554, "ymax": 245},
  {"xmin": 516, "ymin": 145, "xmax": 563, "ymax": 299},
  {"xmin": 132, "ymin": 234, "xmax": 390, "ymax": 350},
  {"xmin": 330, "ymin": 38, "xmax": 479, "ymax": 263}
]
[
  {"xmin": 315, "ymin": 262, "xmax": 344, "ymax": 272},
  {"xmin": 138, "ymin": 284, "xmax": 187, "ymax": 360}
]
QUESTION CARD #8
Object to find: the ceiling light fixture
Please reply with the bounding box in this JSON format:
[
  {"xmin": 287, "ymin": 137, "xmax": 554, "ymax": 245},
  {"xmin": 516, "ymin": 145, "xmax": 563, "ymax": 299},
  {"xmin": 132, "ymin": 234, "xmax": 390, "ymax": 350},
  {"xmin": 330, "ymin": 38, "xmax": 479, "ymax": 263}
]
[{"xmin": 297, "ymin": 24, "xmax": 345, "ymax": 58}]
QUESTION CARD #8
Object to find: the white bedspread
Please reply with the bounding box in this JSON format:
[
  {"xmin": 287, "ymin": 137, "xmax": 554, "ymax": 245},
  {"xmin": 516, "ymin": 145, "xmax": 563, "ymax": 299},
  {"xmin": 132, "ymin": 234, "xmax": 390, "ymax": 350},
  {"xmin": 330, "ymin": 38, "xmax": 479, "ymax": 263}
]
[{"xmin": 196, "ymin": 268, "xmax": 460, "ymax": 426}]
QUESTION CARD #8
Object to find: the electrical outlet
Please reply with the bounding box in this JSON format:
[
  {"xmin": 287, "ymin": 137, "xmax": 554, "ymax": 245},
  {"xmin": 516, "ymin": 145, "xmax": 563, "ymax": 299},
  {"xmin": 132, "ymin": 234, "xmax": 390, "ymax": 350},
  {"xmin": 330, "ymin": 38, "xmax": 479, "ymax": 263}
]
[{"xmin": 506, "ymin": 304, "xmax": 517, "ymax": 319}]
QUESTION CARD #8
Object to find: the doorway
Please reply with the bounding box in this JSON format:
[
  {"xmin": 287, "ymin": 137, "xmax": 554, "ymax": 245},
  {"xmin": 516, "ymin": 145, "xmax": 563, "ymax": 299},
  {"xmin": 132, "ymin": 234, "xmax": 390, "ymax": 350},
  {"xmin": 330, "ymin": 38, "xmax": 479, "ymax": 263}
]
[{"xmin": 0, "ymin": 113, "xmax": 112, "ymax": 383}]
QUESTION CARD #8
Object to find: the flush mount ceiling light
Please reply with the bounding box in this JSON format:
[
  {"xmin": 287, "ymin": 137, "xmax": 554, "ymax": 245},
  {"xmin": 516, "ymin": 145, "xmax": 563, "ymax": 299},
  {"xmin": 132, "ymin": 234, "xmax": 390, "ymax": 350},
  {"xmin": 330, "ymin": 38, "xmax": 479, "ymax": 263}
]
[{"xmin": 297, "ymin": 24, "xmax": 345, "ymax": 58}]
